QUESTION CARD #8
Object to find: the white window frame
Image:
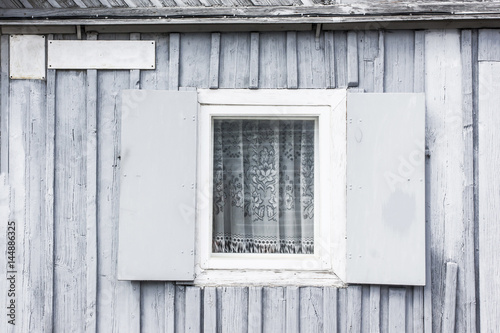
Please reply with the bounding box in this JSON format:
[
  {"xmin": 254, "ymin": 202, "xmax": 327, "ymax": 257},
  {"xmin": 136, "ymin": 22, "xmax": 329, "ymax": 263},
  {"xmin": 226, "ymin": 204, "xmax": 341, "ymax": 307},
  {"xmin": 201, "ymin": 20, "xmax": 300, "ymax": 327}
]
[{"xmin": 195, "ymin": 89, "xmax": 347, "ymax": 286}]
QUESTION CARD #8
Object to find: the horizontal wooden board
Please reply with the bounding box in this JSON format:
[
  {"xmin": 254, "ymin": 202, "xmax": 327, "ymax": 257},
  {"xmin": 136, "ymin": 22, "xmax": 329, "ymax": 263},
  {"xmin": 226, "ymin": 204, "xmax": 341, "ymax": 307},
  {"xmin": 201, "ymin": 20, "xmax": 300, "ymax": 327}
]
[{"xmin": 47, "ymin": 40, "xmax": 156, "ymax": 69}]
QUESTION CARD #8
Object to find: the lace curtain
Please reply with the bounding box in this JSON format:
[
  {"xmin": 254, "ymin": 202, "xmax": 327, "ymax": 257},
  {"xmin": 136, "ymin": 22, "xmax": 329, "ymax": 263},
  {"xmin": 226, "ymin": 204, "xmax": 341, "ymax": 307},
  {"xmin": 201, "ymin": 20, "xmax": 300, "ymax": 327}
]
[{"xmin": 212, "ymin": 119, "xmax": 315, "ymax": 254}]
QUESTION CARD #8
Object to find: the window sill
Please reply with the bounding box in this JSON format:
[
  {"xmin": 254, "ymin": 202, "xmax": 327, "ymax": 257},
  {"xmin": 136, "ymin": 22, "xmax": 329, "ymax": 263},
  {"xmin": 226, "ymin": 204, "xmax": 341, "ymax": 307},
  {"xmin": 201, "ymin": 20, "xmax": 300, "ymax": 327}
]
[{"xmin": 194, "ymin": 269, "xmax": 345, "ymax": 287}]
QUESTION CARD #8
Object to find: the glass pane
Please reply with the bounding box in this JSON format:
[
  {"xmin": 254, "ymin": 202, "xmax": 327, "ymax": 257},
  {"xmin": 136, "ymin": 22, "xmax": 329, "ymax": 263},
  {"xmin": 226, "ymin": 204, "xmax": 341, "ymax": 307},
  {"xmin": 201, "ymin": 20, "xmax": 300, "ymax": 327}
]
[{"xmin": 212, "ymin": 119, "xmax": 315, "ymax": 254}]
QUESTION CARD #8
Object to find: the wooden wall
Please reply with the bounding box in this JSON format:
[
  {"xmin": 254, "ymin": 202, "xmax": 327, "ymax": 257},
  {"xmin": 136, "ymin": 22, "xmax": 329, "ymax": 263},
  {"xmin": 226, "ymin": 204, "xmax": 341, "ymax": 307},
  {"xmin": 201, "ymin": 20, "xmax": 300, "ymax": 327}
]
[{"xmin": 0, "ymin": 28, "xmax": 496, "ymax": 332}]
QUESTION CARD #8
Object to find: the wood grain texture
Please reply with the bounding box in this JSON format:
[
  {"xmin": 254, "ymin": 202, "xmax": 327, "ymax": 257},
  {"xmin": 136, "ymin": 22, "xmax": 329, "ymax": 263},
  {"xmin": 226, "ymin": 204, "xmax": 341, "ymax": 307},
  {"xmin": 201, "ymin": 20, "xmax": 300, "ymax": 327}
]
[
  {"xmin": 478, "ymin": 61, "xmax": 500, "ymax": 333},
  {"xmin": 179, "ymin": 33, "xmax": 211, "ymax": 88},
  {"xmin": 338, "ymin": 288, "xmax": 347, "ymax": 333},
  {"xmin": 286, "ymin": 31, "xmax": 298, "ymax": 89},
  {"xmin": 140, "ymin": 33, "xmax": 169, "ymax": 90},
  {"xmin": 219, "ymin": 32, "xmax": 250, "ymax": 88},
  {"xmin": 323, "ymin": 287, "xmax": 337, "ymax": 333},
  {"xmin": 52, "ymin": 69, "xmax": 87, "ymax": 332},
  {"xmin": 263, "ymin": 287, "xmax": 285, "ymax": 333},
  {"xmin": 259, "ymin": 32, "xmax": 286, "ymax": 88},
  {"xmin": 347, "ymin": 31, "xmax": 358, "ymax": 87},
  {"xmin": 388, "ymin": 288, "xmax": 406, "ymax": 333},
  {"xmin": 297, "ymin": 31, "xmax": 325, "ymax": 88},
  {"xmin": 6, "ymin": 77, "xmax": 26, "ymax": 333},
  {"xmin": 43, "ymin": 35, "xmax": 56, "ymax": 333},
  {"xmin": 169, "ymin": 32, "xmax": 180, "ymax": 90},
  {"xmin": 221, "ymin": 287, "xmax": 248, "ymax": 333},
  {"xmin": 204, "ymin": 287, "xmax": 217, "ymax": 333},
  {"xmin": 175, "ymin": 285, "xmax": 186, "ymax": 333},
  {"xmin": 347, "ymin": 286, "xmax": 362, "ymax": 333},
  {"xmin": 166, "ymin": 283, "xmax": 176, "ymax": 333},
  {"xmin": 141, "ymin": 282, "xmax": 166, "ymax": 333},
  {"xmin": 370, "ymin": 286, "xmax": 381, "ymax": 333},
  {"xmin": 249, "ymin": 32, "xmax": 260, "ymax": 89},
  {"xmin": 286, "ymin": 287, "xmax": 299, "ymax": 333},
  {"xmin": 324, "ymin": 30, "xmax": 335, "ymax": 89},
  {"xmin": 19, "ymin": 77, "xmax": 49, "ymax": 332},
  {"xmin": 460, "ymin": 28, "xmax": 477, "ymax": 333},
  {"xmin": 478, "ymin": 29, "xmax": 500, "ymax": 61},
  {"xmin": 300, "ymin": 287, "xmax": 323, "ymax": 333},
  {"xmin": 209, "ymin": 32, "xmax": 220, "ymax": 89},
  {"xmin": 0, "ymin": 35, "xmax": 9, "ymax": 174},
  {"xmin": 185, "ymin": 287, "xmax": 201, "ymax": 332},
  {"xmin": 425, "ymin": 29, "xmax": 465, "ymax": 333},
  {"xmin": 442, "ymin": 262, "xmax": 458, "ymax": 333},
  {"xmin": 85, "ymin": 32, "xmax": 98, "ymax": 333},
  {"xmin": 96, "ymin": 67, "xmax": 140, "ymax": 333},
  {"xmin": 248, "ymin": 287, "xmax": 263, "ymax": 333},
  {"xmin": 85, "ymin": 62, "xmax": 97, "ymax": 332},
  {"xmin": 384, "ymin": 30, "xmax": 414, "ymax": 93},
  {"xmin": 334, "ymin": 31, "xmax": 348, "ymax": 88}
]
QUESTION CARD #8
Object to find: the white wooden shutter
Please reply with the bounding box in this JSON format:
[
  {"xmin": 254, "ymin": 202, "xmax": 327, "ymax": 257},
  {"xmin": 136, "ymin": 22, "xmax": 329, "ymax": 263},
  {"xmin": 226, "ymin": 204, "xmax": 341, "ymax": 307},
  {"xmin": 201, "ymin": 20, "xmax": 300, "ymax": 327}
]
[
  {"xmin": 346, "ymin": 93, "xmax": 426, "ymax": 285},
  {"xmin": 118, "ymin": 90, "xmax": 197, "ymax": 281}
]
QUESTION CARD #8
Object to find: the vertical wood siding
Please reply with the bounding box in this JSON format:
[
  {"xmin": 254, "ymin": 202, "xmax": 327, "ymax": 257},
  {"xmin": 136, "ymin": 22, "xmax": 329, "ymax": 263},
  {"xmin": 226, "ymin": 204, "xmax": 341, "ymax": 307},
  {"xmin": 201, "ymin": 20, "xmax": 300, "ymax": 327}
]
[{"xmin": 0, "ymin": 28, "xmax": 488, "ymax": 332}]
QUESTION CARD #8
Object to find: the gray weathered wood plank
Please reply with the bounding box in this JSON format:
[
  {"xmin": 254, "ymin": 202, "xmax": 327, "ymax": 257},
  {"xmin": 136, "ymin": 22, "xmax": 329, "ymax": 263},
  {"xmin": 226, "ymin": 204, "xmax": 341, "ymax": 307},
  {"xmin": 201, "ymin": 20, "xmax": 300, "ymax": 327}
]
[
  {"xmin": 323, "ymin": 287, "xmax": 337, "ymax": 333},
  {"xmin": 248, "ymin": 287, "xmax": 263, "ymax": 333},
  {"xmin": 300, "ymin": 287, "xmax": 324, "ymax": 333},
  {"xmin": 361, "ymin": 286, "xmax": 370, "ymax": 333},
  {"xmin": 347, "ymin": 31, "xmax": 358, "ymax": 87},
  {"xmin": 384, "ymin": 30, "xmax": 414, "ymax": 93},
  {"xmin": 338, "ymin": 288, "xmax": 347, "ymax": 333},
  {"xmin": 461, "ymin": 28, "xmax": 477, "ymax": 333},
  {"xmin": 185, "ymin": 287, "xmax": 201, "ymax": 333},
  {"xmin": 324, "ymin": 30, "xmax": 335, "ymax": 89},
  {"xmin": 0, "ymin": 35, "xmax": 9, "ymax": 173},
  {"xmin": 85, "ymin": 32, "xmax": 98, "ymax": 333},
  {"xmin": 286, "ymin": 31, "xmax": 298, "ymax": 89},
  {"xmin": 388, "ymin": 288, "xmax": 406, "ymax": 333},
  {"xmin": 140, "ymin": 33, "xmax": 169, "ymax": 90},
  {"xmin": 53, "ymin": 70, "xmax": 87, "ymax": 332},
  {"xmin": 297, "ymin": 31, "xmax": 325, "ymax": 88},
  {"xmin": 179, "ymin": 33, "xmax": 211, "ymax": 88},
  {"xmin": 219, "ymin": 32, "xmax": 250, "ymax": 88},
  {"xmin": 96, "ymin": 67, "xmax": 140, "ymax": 333},
  {"xmin": 442, "ymin": 262, "xmax": 458, "ymax": 333},
  {"xmin": 166, "ymin": 283, "xmax": 176, "ymax": 333},
  {"xmin": 478, "ymin": 60, "xmax": 500, "ymax": 333},
  {"xmin": 379, "ymin": 287, "xmax": 389, "ymax": 333},
  {"xmin": 221, "ymin": 287, "xmax": 248, "ymax": 333},
  {"xmin": 263, "ymin": 287, "xmax": 285, "ymax": 333},
  {"xmin": 335, "ymin": 31, "xmax": 347, "ymax": 88},
  {"xmin": 249, "ymin": 32, "xmax": 260, "ymax": 89},
  {"xmin": 204, "ymin": 287, "xmax": 217, "ymax": 333},
  {"xmin": 347, "ymin": 286, "xmax": 361, "ymax": 333},
  {"xmin": 209, "ymin": 32, "xmax": 220, "ymax": 89},
  {"xmin": 259, "ymin": 32, "xmax": 287, "ymax": 88},
  {"xmin": 175, "ymin": 285, "xmax": 186, "ymax": 333},
  {"xmin": 425, "ymin": 29, "xmax": 464, "ymax": 333},
  {"xmin": 141, "ymin": 282, "xmax": 166, "ymax": 333},
  {"xmin": 478, "ymin": 29, "xmax": 500, "ymax": 61},
  {"xmin": 413, "ymin": 287, "xmax": 424, "ymax": 333},
  {"xmin": 285, "ymin": 286, "xmax": 299, "ymax": 333},
  {"xmin": 169, "ymin": 32, "xmax": 180, "ymax": 90},
  {"xmin": 369, "ymin": 286, "xmax": 380, "ymax": 333},
  {"xmin": 413, "ymin": 30, "xmax": 425, "ymax": 93},
  {"xmin": 43, "ymin": 34, "xmax": 56, "ymax": 333}
]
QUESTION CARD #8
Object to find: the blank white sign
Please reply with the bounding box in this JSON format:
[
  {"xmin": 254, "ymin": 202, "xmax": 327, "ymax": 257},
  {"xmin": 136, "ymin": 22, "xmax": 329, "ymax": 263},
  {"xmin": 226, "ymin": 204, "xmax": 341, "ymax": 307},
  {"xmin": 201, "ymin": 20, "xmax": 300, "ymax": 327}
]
[{"xmin": 47, "ymin": 40, "xmax": 155, "ymax": 69}]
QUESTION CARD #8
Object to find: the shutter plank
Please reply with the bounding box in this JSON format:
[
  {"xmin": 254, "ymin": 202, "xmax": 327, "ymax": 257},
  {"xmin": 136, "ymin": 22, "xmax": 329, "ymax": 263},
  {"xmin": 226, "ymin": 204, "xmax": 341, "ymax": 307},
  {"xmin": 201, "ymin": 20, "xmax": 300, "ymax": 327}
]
[
  {"xmin": 347, "ymin": 93, "xmax": 425, "ymax": 285},
  {"xmin": 118, "ymin": 90, "xmax": 197, "ymax": 281}
]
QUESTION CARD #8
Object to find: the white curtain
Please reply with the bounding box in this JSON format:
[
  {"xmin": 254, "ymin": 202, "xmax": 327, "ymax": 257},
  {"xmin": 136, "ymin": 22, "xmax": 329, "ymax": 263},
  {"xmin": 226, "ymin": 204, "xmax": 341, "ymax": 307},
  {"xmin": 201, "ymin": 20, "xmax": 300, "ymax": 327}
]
[{"xmin": 212, "ymin": 119, "xmax": 314, "ymax": 254}]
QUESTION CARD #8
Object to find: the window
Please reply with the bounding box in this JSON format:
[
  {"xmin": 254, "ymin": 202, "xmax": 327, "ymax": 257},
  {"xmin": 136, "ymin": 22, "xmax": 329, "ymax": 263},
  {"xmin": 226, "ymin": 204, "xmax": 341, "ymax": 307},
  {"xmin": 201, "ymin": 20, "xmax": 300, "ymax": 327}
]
[
  {"xmin": 117, "ymin": 89, "xmax": 426, "ymax": 287},
  {"xmin": 195, "ymin": 89, "xmax": 347, "ymax": 285}
]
